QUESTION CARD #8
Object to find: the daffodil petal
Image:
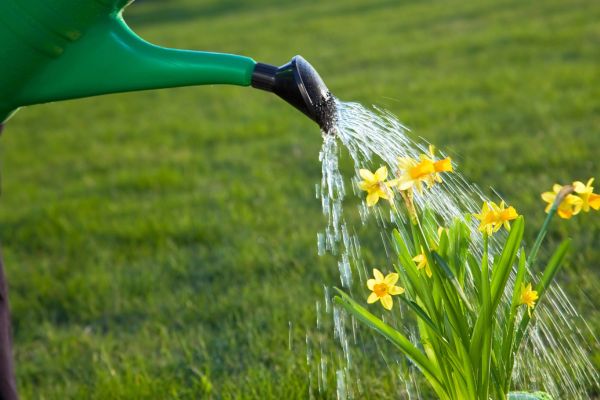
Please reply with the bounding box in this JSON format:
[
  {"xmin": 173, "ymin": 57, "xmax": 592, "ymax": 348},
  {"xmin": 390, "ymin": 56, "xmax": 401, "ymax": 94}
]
[
  {"xmin": 358, "ymin": 181, "xmax": 370, "ymax": 191},
  {"xmin": 557, "ymin": 208, "xmax": 572, "ymax": 219},
  {"xmin": 567, "ymin": 194, "xmax": 583, "ymax": 205},
  {"xmin": 397, "ymin": 180, "xmax": 414, "ymax": 191},
  {"xmin": 384, "ymin": 273, "xmax": 399, "ymax": 285},
  {"xmin": 505, "ymin": 206, "xmax": 518, "ymax": 219},
  {"xmin": 377, "ymin": 188, "xmax": 391, "ymax": 200},
  {"xmin": 397, "ymin": 157, "xmax": 416, "ymax": 170},
  {"xmin": 425, "ymin": 265, "xmax": 433, "ymax": 278},
  {"xmin": 373, "ymin": 268, "xmax": 384, "ymax": 282},
  {"xmin": 573, "ymin": 181, "xmax": 587, "ymax": 193},
  {"xmin": 388, "ymin": 285, "xmax": 405, "ymax": 295},
  {"xmin": 359, "ymin": 169, "xmax": 375, "ymax": 182},
  {"xmin": 367, "ymin": 279, "xmax": 376, "ymax": 290},
  {"xmin": 541, "ymin": 192, "xmax": 555, "ymax": 203},
  {"xmin": 380, "ymin": 295, "xmax": 393, "ymax": 310},
  {"xmin": 374, "ymin": 166, "xmax": 388, "ymax": 181},
  {"xmin": 366, "ymin": 192, "xmax": 379, "ymax": 207},
  {"xmin": 434, "ymin": 158, "xmax": 452, "ymax": 173},
  {"xmin": 367, "ymin": 292, "xmax": 379, "ymax": 304},
  {"xmin": 588, "ymin": 193, "xmax": 600, "ymax": 210}
]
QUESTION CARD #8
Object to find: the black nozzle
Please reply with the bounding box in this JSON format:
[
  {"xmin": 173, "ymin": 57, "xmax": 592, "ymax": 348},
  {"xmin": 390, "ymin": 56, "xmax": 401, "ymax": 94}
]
[{"xmin": 251, "ymin": 55, "xmax": 336, "ymax": 132}]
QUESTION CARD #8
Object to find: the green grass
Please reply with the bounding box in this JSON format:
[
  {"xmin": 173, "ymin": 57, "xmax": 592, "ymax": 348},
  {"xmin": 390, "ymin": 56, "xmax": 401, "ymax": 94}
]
[{"xmin": 1, "ymin": 0, "xmax": 599, "ymax": 398}]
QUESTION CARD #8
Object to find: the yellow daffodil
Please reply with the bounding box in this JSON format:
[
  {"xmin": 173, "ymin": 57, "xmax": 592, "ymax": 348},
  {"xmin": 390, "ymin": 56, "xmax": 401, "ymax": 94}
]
[
  {"xmin": 358, "ymin": 166, "xmax": 397, "ymax": 207},
  {"xmin": 492, "ymin": 201, "xmax": 519, "ymax": 231},
  {"xmin": 474, "ymin": 202, "xmax": 497, "ymax": 235},
  {"xmin": 520, "ymin": 283, "xmax": 539, "ymax": 317},
  {"xmin": 367, "ymin": 268, "xmax": 405, "ymax": 310},
  {"xmin": 397, "ymin": 146, "xmax": 452, "ymax": 193},
  {"xmin": 412, "ymin": 247, "xmax": 432, "ymax": 278},
  {"xmin": 473, "ymin": 201, "xmax": 518, "ymax": 235},
  {"xmin": 573, "ymin": 178, "xmax": 600, "ymax": 212},
  {"xmin": 427, "ymin": 145, "xmax": 453, "ymax": 183},
  {"xmin": 397, "ymin": 156, "xmax": 435, "ymax": 193},
  {"xmin": 541, "ymin": 184, "xmax": 583, "ymax": 219}
]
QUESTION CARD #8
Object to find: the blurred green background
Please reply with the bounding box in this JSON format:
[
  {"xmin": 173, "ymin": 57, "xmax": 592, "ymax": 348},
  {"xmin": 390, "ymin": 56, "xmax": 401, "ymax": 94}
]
[{"xmin": 1, "ymin": 0, "xmax": 598, "ymax": 398}]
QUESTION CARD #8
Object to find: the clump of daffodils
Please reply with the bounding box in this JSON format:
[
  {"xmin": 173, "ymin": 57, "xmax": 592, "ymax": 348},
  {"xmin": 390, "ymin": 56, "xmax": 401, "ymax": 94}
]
[
  {"xmin": 541, "ymin": 178, "xmax": 600, "ymax": 219},
  {"xmin": 357, "ymin": 145, "xmax": 452, "ymax": 206},
  {"xmin": 338, "ymin": 144, "xmax": 596, "ymax": 400}
]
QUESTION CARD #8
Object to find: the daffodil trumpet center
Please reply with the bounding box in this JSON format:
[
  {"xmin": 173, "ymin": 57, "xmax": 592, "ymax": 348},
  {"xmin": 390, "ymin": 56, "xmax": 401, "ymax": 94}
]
[
  {"xmin": 409, "ymin": 160, "xmax": 435, "ymax": 179},
  {"xmin": 373, "ymin": 283, "xmax": 389, "ymax": 297}
]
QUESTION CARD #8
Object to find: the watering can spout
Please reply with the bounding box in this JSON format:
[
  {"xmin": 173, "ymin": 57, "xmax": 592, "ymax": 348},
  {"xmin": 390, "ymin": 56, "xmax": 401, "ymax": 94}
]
[{"xmin": 251, "ymin": 56, "xmax": 337, "ymax": 132}]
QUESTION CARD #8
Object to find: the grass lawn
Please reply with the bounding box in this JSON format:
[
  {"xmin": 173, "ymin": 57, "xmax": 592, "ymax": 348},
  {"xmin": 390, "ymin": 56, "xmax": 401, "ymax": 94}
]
[{"xmin": 1, "ymin": 0, "xmax": 598, "ymax": 398}]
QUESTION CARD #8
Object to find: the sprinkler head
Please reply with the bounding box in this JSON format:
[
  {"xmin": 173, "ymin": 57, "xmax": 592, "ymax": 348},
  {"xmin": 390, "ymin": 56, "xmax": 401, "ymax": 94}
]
[{"xmin": 251, "ymin": 55, "xmax": 336, "ymax": 132}]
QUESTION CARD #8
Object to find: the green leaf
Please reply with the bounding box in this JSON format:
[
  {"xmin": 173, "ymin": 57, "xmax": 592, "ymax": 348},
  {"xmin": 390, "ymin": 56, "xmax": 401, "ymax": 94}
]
[
  {"xmin": 490, "ymin": 217, "xmax": 524, "ymax": 311},
  {"xmin": 393, "ymin": 230, "xmax": 440, "ymax": 325},
  {"xmin": 536, "ymin": 239, "xmax": 571, "ymax": 299},
  {"xmin": 477, "ymin": 234, "xmax": 492, "ymax": 399},
  {"xmin": 467, "ymin": 253, "xmax": 482, "ymax": 297},
  {"xmin": 500, "ymin": 248, "xmax": 528, "ymax": 391},
  {"xmin": 432, "ymin": 251, "xmax": 474, "ymax": 313},
  {"xmin": 393, "ymin": 229, "xmax": 417, "ymax": 272},
  {"xmin": 333, "ymin": 289, "xmax": 448, "ymax": 398},
  {"xmin": 399, "ymin": 296, "xmax": 446, "ymax": 341},
  {"xmin": 413, "ymin": 224, "xmax": 469, "ymax": 342},
  {"xmin": 513, "ymin": 239, "xmax": 571, "ymax": 352}
]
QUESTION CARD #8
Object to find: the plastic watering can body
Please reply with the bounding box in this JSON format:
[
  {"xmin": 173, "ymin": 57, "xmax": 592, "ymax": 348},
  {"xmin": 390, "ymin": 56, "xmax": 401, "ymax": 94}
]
[
  {"xmin": 0, "ymin": 0, "xmax": 256, "ymax": 123},
  {"xmin": 0, "ymin": 0, "xmax": 335, "ymax": 129}
]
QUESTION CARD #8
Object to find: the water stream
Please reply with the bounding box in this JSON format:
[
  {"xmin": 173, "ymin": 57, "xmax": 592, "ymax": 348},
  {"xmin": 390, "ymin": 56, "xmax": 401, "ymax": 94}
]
[{"xmin": 311, "ymin": 100, "xmax": 599, "ymax": 399}]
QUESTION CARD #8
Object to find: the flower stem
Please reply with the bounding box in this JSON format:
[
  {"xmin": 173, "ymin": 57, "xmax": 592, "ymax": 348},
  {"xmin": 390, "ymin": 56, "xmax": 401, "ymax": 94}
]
[{"xmin": 528, "ymin": 184, "xmax": 573, "ymax": 269}]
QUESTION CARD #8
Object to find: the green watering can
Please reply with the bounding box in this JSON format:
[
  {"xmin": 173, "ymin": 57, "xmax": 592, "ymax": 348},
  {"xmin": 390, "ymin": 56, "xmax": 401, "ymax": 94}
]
[{"xmin": 0, "ymin": 0, "xmax": 336, "ymax": 130}]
